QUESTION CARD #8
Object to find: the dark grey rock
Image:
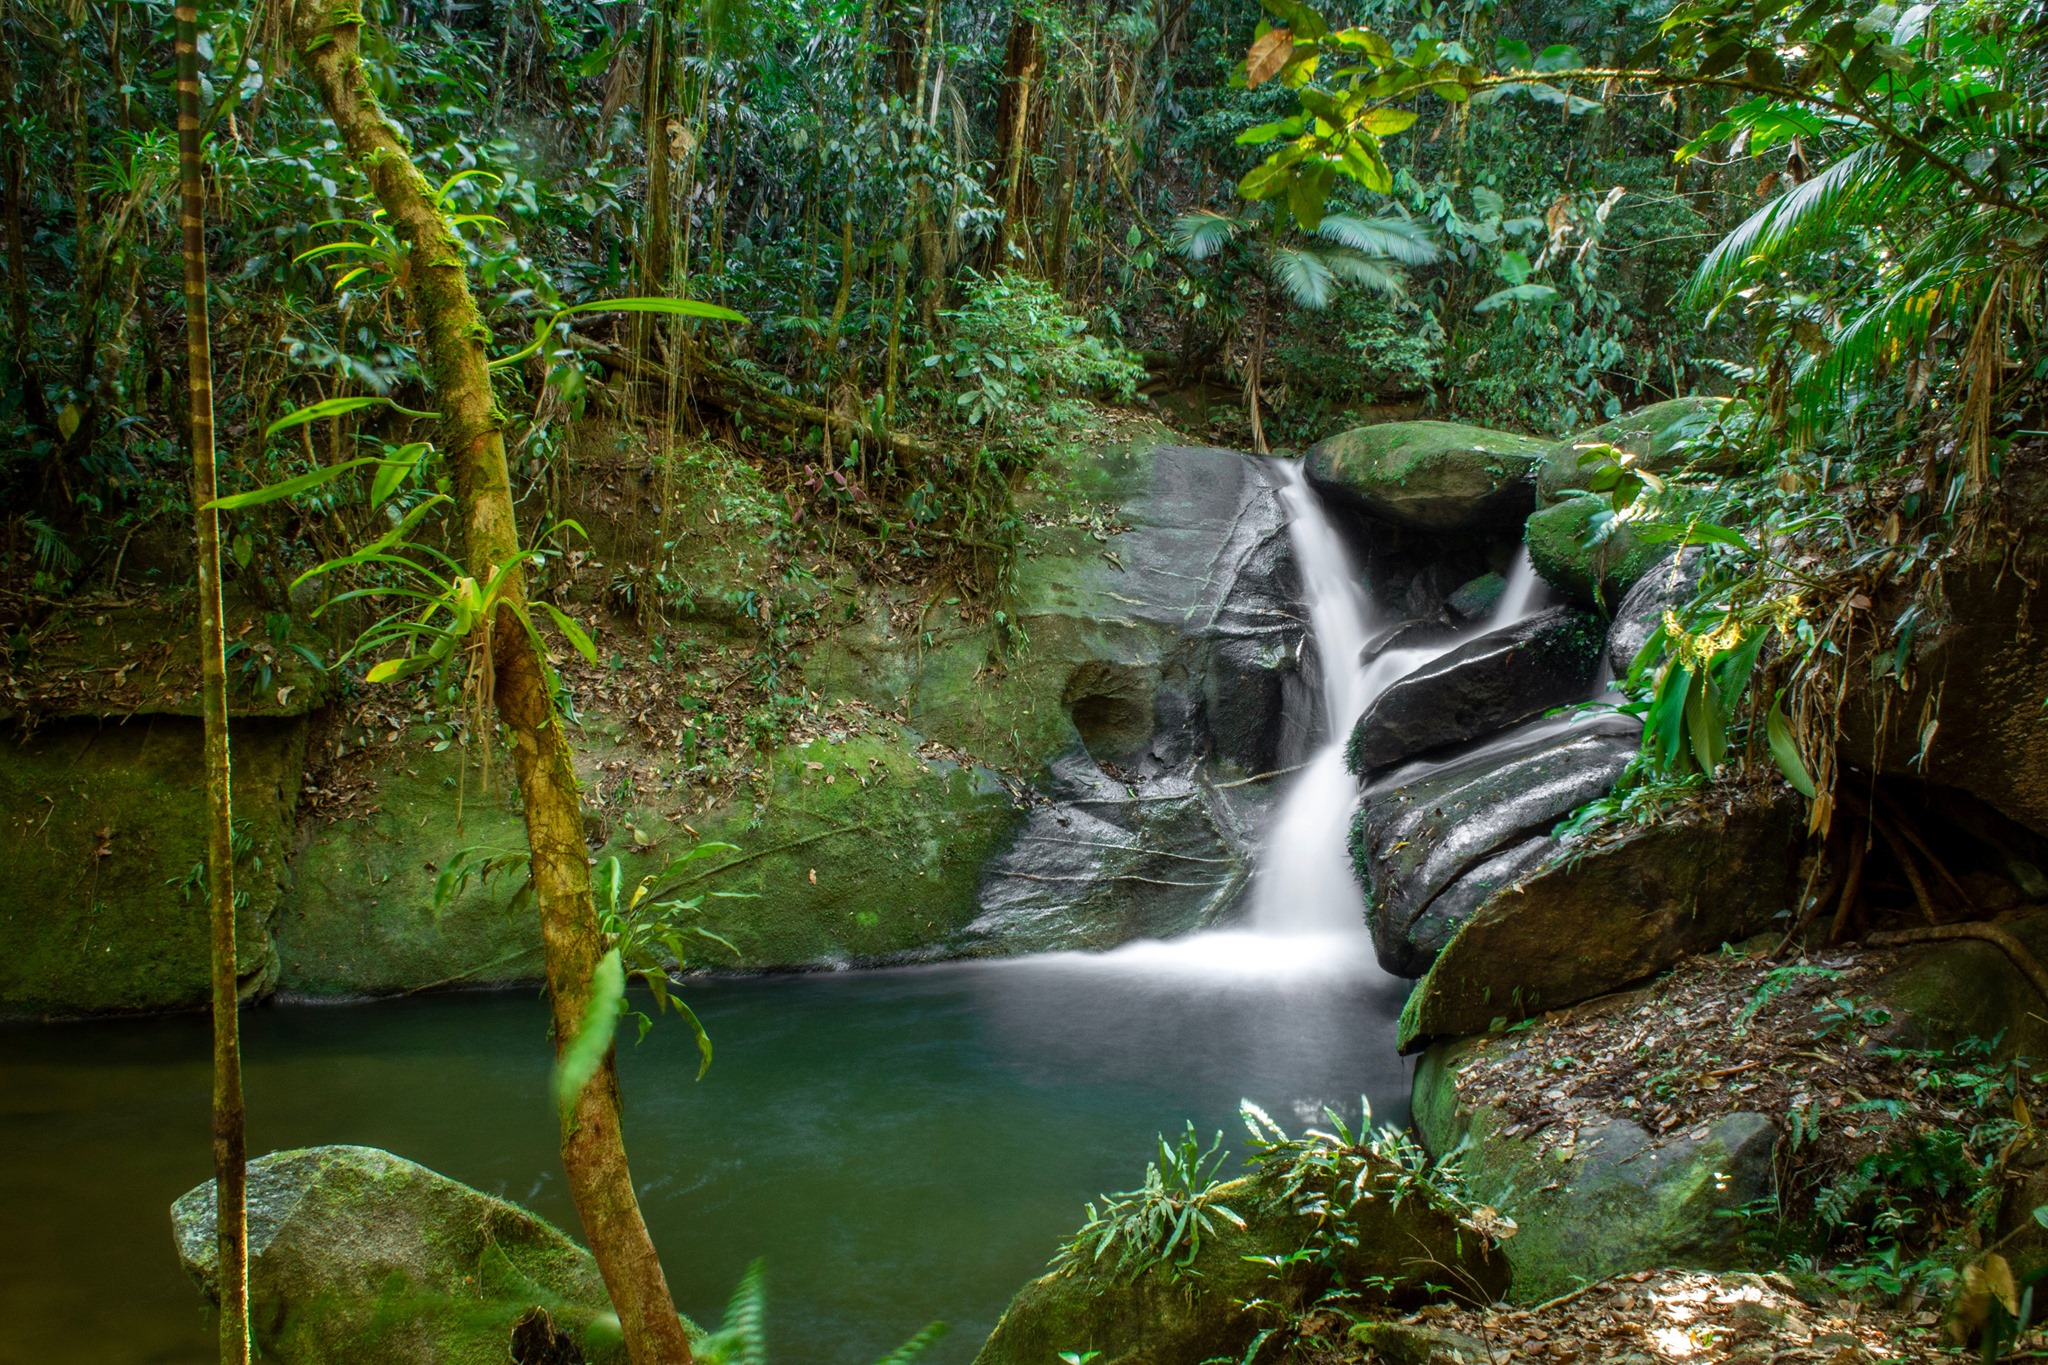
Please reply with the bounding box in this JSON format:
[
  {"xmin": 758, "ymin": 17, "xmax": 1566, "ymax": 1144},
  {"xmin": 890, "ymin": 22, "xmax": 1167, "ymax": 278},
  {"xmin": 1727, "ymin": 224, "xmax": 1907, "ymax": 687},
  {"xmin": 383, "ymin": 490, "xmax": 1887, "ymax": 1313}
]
[
  {"xmin": 1608, "ymin": 548, "xmax": 1708, "ymax": 677},
  {"xmin": 1446, "ymin": 572, "xmax": 1507, "ymax": 621},
  {"xmin": 1352, "ymin": 715, "xmax": 1640, "ymax": 976},
  {"xmin": 1346, "ymin": 606, "xmax": 1607, "ymax": 777}
]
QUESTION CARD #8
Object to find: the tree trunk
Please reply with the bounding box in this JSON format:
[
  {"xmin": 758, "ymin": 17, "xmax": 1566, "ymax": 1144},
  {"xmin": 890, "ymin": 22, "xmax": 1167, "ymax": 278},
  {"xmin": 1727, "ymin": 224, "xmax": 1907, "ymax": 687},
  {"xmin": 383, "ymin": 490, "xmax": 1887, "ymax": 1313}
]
[
  {"xmin": 175, "ymin": 4, "xmax": 250, "ymax": 1361},
  {"xmin": 288, "ymin": 8, "xmax": 696, "ymax": 1363},
  {"xmin": 993, "ymin": 9, "xmax": 1041, "ymax": 268}
]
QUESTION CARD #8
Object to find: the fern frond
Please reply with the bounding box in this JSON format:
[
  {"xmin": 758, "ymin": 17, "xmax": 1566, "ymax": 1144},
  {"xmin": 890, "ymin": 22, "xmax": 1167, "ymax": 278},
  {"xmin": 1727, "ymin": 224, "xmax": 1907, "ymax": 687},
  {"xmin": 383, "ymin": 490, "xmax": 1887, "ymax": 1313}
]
[
  {"xmin": 867, "ymin": 1321, "xmax": 948, "ymax": 1365},
  {"xmin": 1689, "ymin": 145, "xmax": 1890, "ymax": 305},
  {"xmin": 1319, "ymin": 247, "xmax": 1409, "ymax": 298}
]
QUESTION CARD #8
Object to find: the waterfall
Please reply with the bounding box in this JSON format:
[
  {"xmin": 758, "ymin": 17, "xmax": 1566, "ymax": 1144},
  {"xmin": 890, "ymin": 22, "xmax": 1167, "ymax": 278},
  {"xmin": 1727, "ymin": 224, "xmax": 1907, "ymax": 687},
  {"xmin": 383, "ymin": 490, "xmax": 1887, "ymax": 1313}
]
[{"xmin": 1247, "ymin": 466, "xmax": 1542, "ymax": 936}]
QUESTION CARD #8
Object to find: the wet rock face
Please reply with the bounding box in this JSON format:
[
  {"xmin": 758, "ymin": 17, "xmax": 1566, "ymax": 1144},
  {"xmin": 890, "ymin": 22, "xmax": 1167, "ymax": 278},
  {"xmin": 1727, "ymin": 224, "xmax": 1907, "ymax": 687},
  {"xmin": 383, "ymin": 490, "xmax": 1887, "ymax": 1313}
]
[
  {"xmin": 1524, "ymin": 495, "xmax": 1672, "ymax": 611},
  {"xmin": 934, "ymin": 447, "xmax": 1309, "ymax": 956},
  {"xmin": 1352, "ymin": 716, "xmax": 1640, "ymax": 977},
  {"xmin": 171, "ymin": 1145, "xmax": 626, "ymax": 1365},
  {"xmin": 1305, "ymin": 421, "xmax": 1550, "ymax": 533},
  {"xmin": 1345, "ymin": 606, "xmax": 1606, "ymax": 777}
]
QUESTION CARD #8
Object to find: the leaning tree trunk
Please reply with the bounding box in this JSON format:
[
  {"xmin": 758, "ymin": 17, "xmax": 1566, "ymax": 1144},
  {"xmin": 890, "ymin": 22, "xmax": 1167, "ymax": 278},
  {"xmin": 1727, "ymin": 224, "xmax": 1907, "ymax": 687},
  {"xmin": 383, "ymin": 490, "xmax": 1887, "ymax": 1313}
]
[
  {"xmin": 288, "ymin": 6, "xmax": 697, "ymax": 1362},
  {"xmin": 175, "ymin": 4, "xmax": 250, "ymax": 1361}
]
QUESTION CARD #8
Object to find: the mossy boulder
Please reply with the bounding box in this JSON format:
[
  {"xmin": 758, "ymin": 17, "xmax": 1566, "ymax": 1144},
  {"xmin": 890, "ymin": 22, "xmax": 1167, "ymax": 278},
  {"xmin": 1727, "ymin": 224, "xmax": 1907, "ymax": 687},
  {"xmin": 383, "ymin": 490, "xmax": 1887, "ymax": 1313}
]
[
  {"xmin": 1535, "ymin": 398, "xmax": 1739, "ymax": 508},
  {"xmin": 1305, "ymin": 421, "xmax": 1549, "ymax": 532},
  {"xmin": 0, "ymin": 716, "xmax": 304, "ymax": 1016},
  {"xmin": 1397, "ymin": 790, "xmax": 1803, "ymax": 1051},
  {"xmin": 970, "ymin": 1165, "xmax": 1508, "ymax": 1365},
  {"xmin": 1524, "ymin": 495, "xmax": 1671, "ymax": 611},
  {"xmin": 172, "ymin": 1145, "xmax": 628, "ymax": 1365},
  {"xmin": 1412, "ymin": 1038, "xmax": 1777, "ymax": 1300}
]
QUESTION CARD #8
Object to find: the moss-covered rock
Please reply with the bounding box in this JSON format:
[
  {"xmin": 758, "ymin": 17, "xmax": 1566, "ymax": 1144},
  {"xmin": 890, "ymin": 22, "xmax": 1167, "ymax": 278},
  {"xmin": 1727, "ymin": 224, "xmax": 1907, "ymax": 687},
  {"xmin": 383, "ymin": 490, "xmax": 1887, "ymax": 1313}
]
[
  {"xmin": 172, "ymin": 1145, "xmax": 628, "ymax": 1365},
  {"xmin": 1535, "ymin": 398, "xmax": 1739, "ymax": 508},
  {"xmin": 1397, "ymin": 790, "xmax": 1803, "ymax": 1051},
  {"xmin": 1524, "ymin": 495, "xmax": 1671, "ymax": 611},
  {"xmin": 970, "ymin": 1166, "xmax": 1508, "ymax": 1365},
  {"xmin": 275, "ymin": 724, "xmax": 1025, "ymax": 992},
  {"xmin": 0, "ymin": 716, "xmax": 303, "ymax": 1016},
  {"xmin": 1305, "ymin": 421, "xmax": 1549, "ymax": 532},
  {"xmin": 1412, "ymin": 1038, "xmax": 1777, "ymax": 1300}
]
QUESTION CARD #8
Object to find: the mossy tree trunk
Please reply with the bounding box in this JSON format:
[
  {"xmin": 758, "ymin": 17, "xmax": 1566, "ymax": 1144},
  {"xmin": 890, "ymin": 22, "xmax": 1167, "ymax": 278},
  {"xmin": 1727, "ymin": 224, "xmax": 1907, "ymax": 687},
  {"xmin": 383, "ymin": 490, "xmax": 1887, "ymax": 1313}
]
[
  {"xmin": 287, "ymin": 7, "xmax": 697, "ymax": 1362},
  {"xmin": 175, "ymin": 4, "xmax": 250, "ymax": 1360}
]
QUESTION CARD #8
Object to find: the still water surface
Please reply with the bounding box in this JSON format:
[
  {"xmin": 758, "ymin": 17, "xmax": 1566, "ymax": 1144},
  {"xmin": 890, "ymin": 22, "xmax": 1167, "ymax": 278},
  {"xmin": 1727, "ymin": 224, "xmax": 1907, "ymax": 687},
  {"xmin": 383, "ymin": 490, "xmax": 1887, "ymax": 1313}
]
[{"xmin": 1, "ymin": 937, "xmax": 1407, "ymax": 1365}]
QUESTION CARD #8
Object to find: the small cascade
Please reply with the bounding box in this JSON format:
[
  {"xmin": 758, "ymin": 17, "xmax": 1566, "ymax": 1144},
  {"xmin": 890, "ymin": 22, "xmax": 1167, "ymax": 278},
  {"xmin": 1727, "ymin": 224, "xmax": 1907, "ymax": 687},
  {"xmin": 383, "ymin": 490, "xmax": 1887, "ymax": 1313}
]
[
  {"xmin": 1247, "ymin": 466, "xmax": 1547, "ymax": 936},
  {"xmin": 1493, "ymin": 546, "xmax": 1547, "ymax": 621}
]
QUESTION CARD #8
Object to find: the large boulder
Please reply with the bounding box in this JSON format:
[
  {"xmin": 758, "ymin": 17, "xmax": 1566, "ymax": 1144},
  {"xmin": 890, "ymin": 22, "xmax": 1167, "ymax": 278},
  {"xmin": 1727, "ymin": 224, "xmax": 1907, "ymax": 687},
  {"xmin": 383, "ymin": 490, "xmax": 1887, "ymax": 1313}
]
[
  {"xmin": 1353, "ymin": 716, "xmax": 1639, "ymax": 977},
  {"xmin": 1305, "ymin": 421, "xmax": 1549, "ymax": 533},
  {"xmin": 970, "ymin": 1161, "xmax": 1508, "ymax": 1365},
  {"xmin": 1397, "ymin": 789, "xmax": 1805, "ymax": 1050},
  {"xmin": 171, "ymin": 1145, "xmax": 627, "ymax": 1364},
  {"xmin": 1345, "ymin": 606, "xmax": 1605, "ymax": 776},
  {"xmin": 1413, "ymin": 1036, "xmax": 1777, "ymax": 1301},
  {"xmin": 1535, "ymin": 397, "xmax": 1739, "ymax": 507},
  {"xmin": 1524, "ymin": 495, "xmax": 1671, "ymax": 611}
]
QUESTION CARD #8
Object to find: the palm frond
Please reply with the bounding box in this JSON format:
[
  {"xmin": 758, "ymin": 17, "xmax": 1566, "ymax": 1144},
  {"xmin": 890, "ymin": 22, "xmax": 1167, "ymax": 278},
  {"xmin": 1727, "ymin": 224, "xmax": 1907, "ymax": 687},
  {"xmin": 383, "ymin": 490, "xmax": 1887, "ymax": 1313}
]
[
  {"xmin": 1315, "ymin": 211, "xmax": 1443, "ymax": 265},
  {"xmin": 1268, "ymin": 246, "xmax": 1338, "ymax": 310},
  {"xmin": 1688, "ymin": 145, "xmax": 1890, "ymax": 306},
  {"xmin": 1319, "ymin": 246, "xmax": 1409, "ymax": 298},
  {"xmin": 1169, "ymin": 210, "xmax": 1241, "ymax": 262}
]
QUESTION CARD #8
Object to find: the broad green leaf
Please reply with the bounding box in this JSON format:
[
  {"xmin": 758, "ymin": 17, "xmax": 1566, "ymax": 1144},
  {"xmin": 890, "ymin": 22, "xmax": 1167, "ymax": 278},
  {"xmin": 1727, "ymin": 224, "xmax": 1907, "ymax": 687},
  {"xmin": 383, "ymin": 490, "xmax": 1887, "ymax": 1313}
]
[
  {"xmin": 1361, "ymin": 108, "xmax": 1418, "ymax": 136},
  {"xmin": 670, "ymin": 994, "xmax": 715, "ymax": 1081},
  {"xmin": 265, "ymin": 395, "xmax": 440, "ymax": 437},
  {"xmin": 370, "ymin": 442, "xmax": 431, "ymax": 508},
  {"xmin": 553, "ymin": 948, "xmax": 627, "ymax": 1115},
  {"xmin": 1767, "ymin": 693, "xmax": 1818, "ymax": 797},
  {"xmin": 557, "ymin": 296, "xmax": 746, "ymax": 324},
  {"xmin": 539, "ymin": 601, "xmax": 600, "ymax": 663},
  {"xmin": 207, "ymin": 456, "xmax": 381, "ymax": 510}
]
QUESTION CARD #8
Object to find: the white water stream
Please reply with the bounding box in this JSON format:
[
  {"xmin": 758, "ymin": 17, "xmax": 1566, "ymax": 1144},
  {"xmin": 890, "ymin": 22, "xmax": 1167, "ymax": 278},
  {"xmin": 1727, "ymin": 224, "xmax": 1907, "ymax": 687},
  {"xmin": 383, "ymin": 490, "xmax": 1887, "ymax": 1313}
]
[
  {"xmin": 1027, "ymin": 460, "xmax": 1547, "ymax": 974},
  {"xmin": 1248, "ymin": 463, "xmax": 1547, "ymax": 937}
]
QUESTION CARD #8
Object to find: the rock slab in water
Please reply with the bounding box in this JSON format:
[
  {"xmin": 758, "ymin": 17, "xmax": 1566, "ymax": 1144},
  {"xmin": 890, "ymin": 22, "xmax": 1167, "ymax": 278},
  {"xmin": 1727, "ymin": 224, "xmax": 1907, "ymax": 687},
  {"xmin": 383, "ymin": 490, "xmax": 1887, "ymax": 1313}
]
[
  {"xmin": 1353, "ymin": 716, "xmax": 1640, "ymax": 977},
  {"xmin": 1305, "ymin": 421, "xmax": 1549, "ymax": 532},
  {"xmin": 1397, "ymin": 790, "xmax": 1804, "ymax": 1050},
  {"xmin": 1535, "ymin": 397, "xmax": 1739, "ymax": 507},
  {"xmin": 171, "ymin": 1145, "xmax": 625, "ymax": 1364},
  {"xmin": 970, "ymin": 1165, "xmax": 1508, "ymax": 1365},
  {"xmin": 1345, "ymin": 606, "xmax": 1606, "ymax": 776},
  {"xmin": 1413, "ymin": 1037, "xmax": 1776, "ymax": 1300}
]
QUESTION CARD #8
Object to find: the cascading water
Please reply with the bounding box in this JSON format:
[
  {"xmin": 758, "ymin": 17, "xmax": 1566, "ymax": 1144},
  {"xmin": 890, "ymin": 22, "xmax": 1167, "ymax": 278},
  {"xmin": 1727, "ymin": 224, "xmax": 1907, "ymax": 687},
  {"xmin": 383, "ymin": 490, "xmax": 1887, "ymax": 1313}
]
[{"xmin": 1247, "ymin": 468, "xmax": 1547, "ymax": 937}]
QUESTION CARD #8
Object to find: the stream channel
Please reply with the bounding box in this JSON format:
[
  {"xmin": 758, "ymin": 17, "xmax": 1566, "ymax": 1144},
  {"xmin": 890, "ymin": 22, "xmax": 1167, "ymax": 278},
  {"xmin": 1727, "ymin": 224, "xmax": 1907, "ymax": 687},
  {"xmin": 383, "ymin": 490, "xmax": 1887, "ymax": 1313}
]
[{"xmin": 0, "ymin": 460, "xmax": 1545, "ymax": 1364}]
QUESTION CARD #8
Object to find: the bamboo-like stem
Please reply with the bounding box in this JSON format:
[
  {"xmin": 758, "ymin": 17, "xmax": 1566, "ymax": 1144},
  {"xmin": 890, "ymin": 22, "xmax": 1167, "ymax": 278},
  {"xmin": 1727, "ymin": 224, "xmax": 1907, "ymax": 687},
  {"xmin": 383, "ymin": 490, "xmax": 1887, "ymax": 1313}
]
[
  {"xmin": 175, "ymin": 3, "xmax": 249, "ymax": 1360},
  {"xmin": 289, "ymin": 6, "xmax": 695, "ymax": 1361}
]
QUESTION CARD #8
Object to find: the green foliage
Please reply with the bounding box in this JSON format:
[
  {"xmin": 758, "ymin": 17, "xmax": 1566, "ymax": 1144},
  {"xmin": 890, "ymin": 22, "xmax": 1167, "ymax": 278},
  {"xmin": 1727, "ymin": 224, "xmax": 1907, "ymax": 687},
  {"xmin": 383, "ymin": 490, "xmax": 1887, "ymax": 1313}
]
[
  {"xmin": 924, "ymin": 273, "xmax": 1145, "ymax": 433},
  {"xmin": 696, "ymin": 1259, "xmax": 944, "ymax": 1365},
  {"xmin": 1050, "ymin": 1122, "xmax": 1248, "ymax": 1280}
]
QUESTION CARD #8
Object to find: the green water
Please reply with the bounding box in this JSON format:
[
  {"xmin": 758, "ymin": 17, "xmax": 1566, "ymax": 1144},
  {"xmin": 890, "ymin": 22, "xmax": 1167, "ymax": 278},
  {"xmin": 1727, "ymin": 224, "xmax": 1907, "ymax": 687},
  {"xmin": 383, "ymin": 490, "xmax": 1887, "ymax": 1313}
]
[{"xmin": 1, "ymin": 935, "xmax": 1409, "ymax": 1364}]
